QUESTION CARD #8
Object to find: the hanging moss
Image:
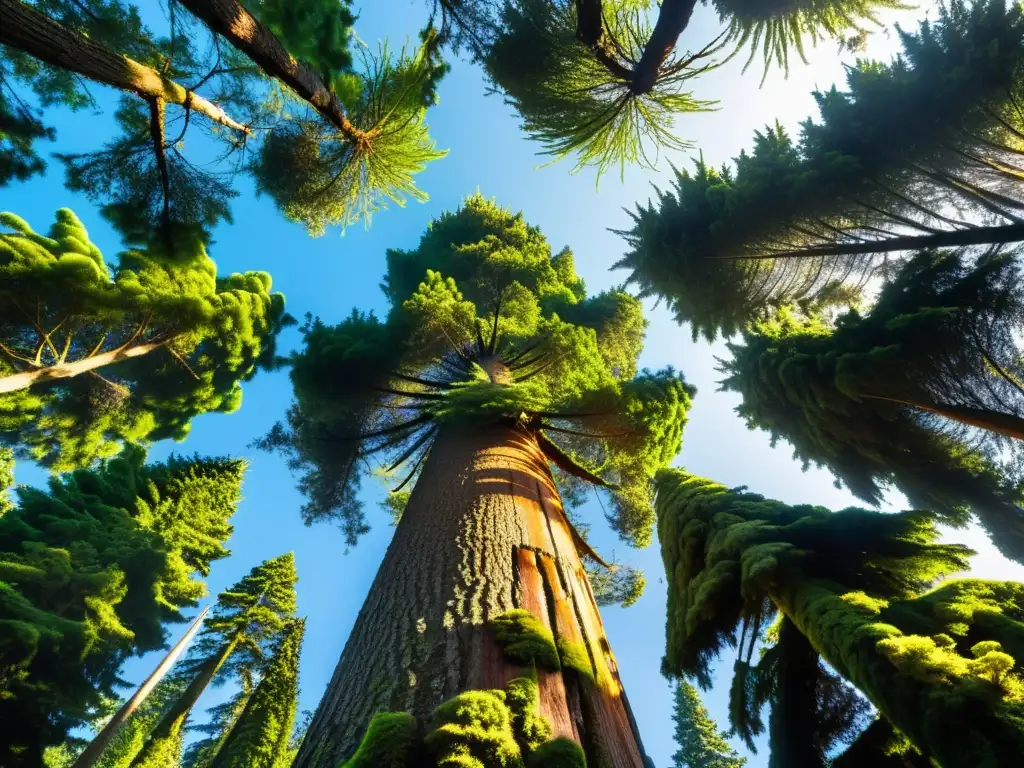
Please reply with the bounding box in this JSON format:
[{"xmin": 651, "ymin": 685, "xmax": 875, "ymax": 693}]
[
  {"xmin": 490, "ymin": 609, "xmax": 560, "ymax": 670},
  {"xmin": 424, "ymin": 688, "xmax": 524, "ymax": 767},
  {"xmin": 505, "ymin": 677, "xmax": 552, "ymax": 751},
  {"xmin": 557, "ymin": 638, "xmax": 594, "ymax": 682},
  {"xmin": 339, "ymin": 712, "xmax": 417, "ymax": 768},
  {"xmin": 526, "ymin": 737, "xmax": 587, "ymax": 768}
]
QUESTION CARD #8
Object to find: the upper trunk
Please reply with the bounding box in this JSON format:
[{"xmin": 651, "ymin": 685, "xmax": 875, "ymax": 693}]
[
  {"xmin": 0, "ymin": 0, "xmax": 250, "ymax": 134},
  {"xmin": 294, "ymin": 420, "xmax": 647, "ymax": 767},
  {"xmin": 629, "ymin": 0, "xmax": 698, "ymax": 95}
]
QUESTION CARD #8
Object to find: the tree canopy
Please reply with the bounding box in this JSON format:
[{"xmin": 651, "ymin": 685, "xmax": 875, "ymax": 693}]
[
  {"xmin": 1, "ymin": 0, "xmax": 447, "ymax": 238},
  {"xmin": 0, "ymin": 446, "xmax": 245, "ymax": 765},
  {"xmin": 475, "ymin": 0, "xmax": 903, "ymax": 176},
  {"xmin": 618, "ymin": 0, "xmax": 1024, "ymax": 339},
  {"xmin": 260, "ymin": 193, "xmax": 693, "ymax": 554},
  {"xmin": 655, "ymin": 467, "xmax": 1024, "ymax": 766},
  {"xmin": 720, "ymin": 248, "xmax": 1024, "ymax": 565},
  {"xmin": 671, "ymin": 679, "xmax": 746, "ymax": 768},
  {"xmin": 0, "ymin": 207, "xmax": 290, "ymax": 471}
]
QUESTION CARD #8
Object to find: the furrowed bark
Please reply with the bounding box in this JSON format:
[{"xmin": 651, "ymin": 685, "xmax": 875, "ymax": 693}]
[
  {"xmin": 73, "ymin": 607, "xmax": 209, "ymax": 768},
  {"xmin": 630, "ymin": 0, "xmax": 699, "ymax": 95},
  {"xmin": 0, "ymin": 0, "xmax": 251, "ymax": 134},
  {"xmin": 175, "ymin": 0, "xmax": 365, "ymax": 143},
  {"xmin": 293, "ymin": 421, "xmax": 647, "ymax": 767},
  {"xmin": 0, "ymin": 341, "xmax": 166, "ymax": 394}
]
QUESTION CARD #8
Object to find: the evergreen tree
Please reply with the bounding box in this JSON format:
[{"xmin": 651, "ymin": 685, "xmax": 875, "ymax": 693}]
[
  {"xmin": 671, "ymin": 679, "xmax": 745, "ymax": 768},
  {"xmin": 208, "ymin": 619, "xmax": 303, "ymax": 768},
  {"xmin": 618, "ymin": 0, "xmax": 1024, "ymax": 339},
  {"xmin": 477, "ymin": 0, "xmax": 902, "ymax": 176},
  {"xmin": 1, "ymin": 0, "xmax": 446, "ymax": 237},
  {"xmin": 0, "ymin": 207, "xmax": 290, "ymax": 471},
  {"xmin": 0, "ymin": 447, "xmax": 245, "ymax": 765},
  {"xmin": 129, "ymin": 553, "xmax": 298, "ymax": 768},
  {"xmin": 261, "ymin": 194, "xmax": 691, "ymax": 765},
  {"xmin": 719, "ymin": 249, "xmax": 1024, "ymax": 564},
  {"xmin": 654, "ymin": 468, "xmax": 1024, "ymax": 767}
]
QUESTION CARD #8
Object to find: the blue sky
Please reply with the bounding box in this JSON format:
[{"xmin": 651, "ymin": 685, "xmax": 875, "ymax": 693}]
[{"xmin": 4, "ymin": 0, "xmax": 1024, "ymax": 765}]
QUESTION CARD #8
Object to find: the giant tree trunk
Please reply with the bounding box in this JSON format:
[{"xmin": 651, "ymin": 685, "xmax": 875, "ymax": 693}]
[
  {"xmin": 0, "ymin": 0, "xmax": 250, "ymax": 134},
  {"xmin": 294, "ymin": 420, "xmax": 648, "ymax": 767}
]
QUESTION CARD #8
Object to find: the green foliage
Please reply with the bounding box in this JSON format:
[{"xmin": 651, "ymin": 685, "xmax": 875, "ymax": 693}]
[
  {"xmin": 526, "ymin": 737, "xmax": 586, "ymax": 768},
  {"xmin": 340, "ymin": 711, "xmax": 417, "ymax": 768},
  {"xmin": 264, "ymin": 194, "xmax": 692, "ymax": 548},
  {"xmin": 0, "ymin": 447, "xmax": 13, "ymax": 515},
  {"xmin": 0, "ymin": 85, "xmax": 53, "ymax": 185},
  {"xmin": 245, "ymin": 0, "xmax": 356, "ymax": 87},
  {"xmin": 0, "ymin": 208, "xmax": 290, "ymax": 470},
  {"xmin": 670, "ymin": 679, "xmax": 745, "ymax": 768},
  {"xmin": 586, "ymin": 561, "xmax": 645, "ymax": 608},
  {"xmin": 379, "ymin": 490, "xmax": 410, "ymax": 526},
  {"xmin": 714, "ymin": 0, "xmax": 910, "ymax": 80},
  {"xmin": 655, "ymin": 468, "xmax": 1024, "ymax": 766},
  {"xmin": 425, "ymin": 688, "xmax": 524, "ymax": 768},
  {"xmin": 720, "ymin": 250, "xmax": 1024, "ymax": 564},
  {"xmin": 96, "ymin": 677, "xmax": 188, "ymax": 768},
  {"xmin": 133, "ymin": 554, "xmax": 298, "ymax": 768},
  {"xmin": 252, "ymin": 35, "xmax": 448, "ymax": 235},
  {"xmin": 484, "ymin": 0, "xmax": 715, "ymax": 178},
  {"xmin": 210, "ymin": 619, "xmax": 304, "ymax": 768},
  {"xmin": 0, "ymin": 448, "xmax": 243, "ymax": 764},
  {"xmin": 490, "ymin": 609, "xmax": 561, "ymax": 670},
  {"xmin": 619, "ymin": 0, "xmax": 1024, "ymax": 339}
]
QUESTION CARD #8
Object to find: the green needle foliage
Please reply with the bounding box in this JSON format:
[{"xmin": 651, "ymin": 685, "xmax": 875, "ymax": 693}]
[
  {"xmin": 259, "ymin": 193, "xmax": 693, "ymax": 553},
  {"xmin": 671, "ymin": 679, "xmax": 746, "ymax": 768},
  {"xmin": 131, "ymin": 553, "xmax": 298, "ymax": 768},
  {"xmin": 477, "ymin": 0, "xmax": 898, "ymax": 176},
  {"xmin": 0, "ymin": 208, "xmax": 291, "ymax": 471},
  {"xmin": 0, "ymin": 447, "xmax": 245, "ymax": 765},
  {"xmin": 0, "ymin": 81, "xmax": 53, "ymax": 185},
  {"xmin": 252, "ymin": 32, "xmax": 450, "ymax": 235},
  {"xmin": 208, "ymin": 619, "xmax": 303, "ymax": 768},
  {"xmin": 618, "ymin": 0, "xmax": 1024, "ymax": 340},
  {"xmin": 655, "ymin": 468, "xmax": 1024, "ymax": 767},
  {"xmin": 95, "ymin": 677, "xmax": 189, "ymax": 768},
  {"xmin": 720, "ymin": 249, "xmax": 1024, "ymax": 564}
]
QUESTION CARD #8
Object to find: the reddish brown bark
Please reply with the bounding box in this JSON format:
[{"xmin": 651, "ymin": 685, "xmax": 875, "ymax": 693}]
[{"xmin": 293, "ymin": 421, "xmax": 647, "ymax": 766}]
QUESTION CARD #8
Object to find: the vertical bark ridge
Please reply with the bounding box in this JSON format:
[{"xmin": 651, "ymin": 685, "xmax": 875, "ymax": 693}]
[{"xmin": 294, "ymin": 422, "xmax": 645, "ymax": 766}]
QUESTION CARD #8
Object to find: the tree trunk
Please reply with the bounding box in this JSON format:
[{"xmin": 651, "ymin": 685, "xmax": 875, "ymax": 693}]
[
  {"xmin": 74, "ymin": 607, "xmax": 209, "ymax": 768},
  {"xmin": 771, "ymin": 578, "xmax": 1024, "ymax": 768},
  {"xmin": 0, "ymin": 0, "xmax": 250, "ymax": 134},
  {"xmin": 174, "ymin": 0, "xmax": 363, "ymax": 142},
  {"xmin": 862, "ymin": 394, "xmax": 1024, "ymax": 441},
  {"xmin": 129, "ymin": 634, "xmax": 241, "ymax": 768},
  {"xmin": 293, "ymin": 421, "xmax": 648, "ymax": 767},
  {"xmin": 0, "ymin": 341, "xmax": 165, "ymax": 394},
  {"xmin": 630, "ymin": 0, "xmax": 698, "ymax": 95}
]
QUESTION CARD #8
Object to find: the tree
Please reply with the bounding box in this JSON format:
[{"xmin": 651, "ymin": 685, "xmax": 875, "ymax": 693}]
[
  {"xmin": 654, "ymin": 468, "xmax": 1024, "ymax": 767},
  {"xmin": 719, "ymin": 250, "xmax": 1024, "ymax": 564},
  {"xmin": 617, "ymin": 0, "xmax": 1024, "ymax": 339},
  {"xmin": 129, "ymin": 552, "xmax": 298, "ymax": 768},
  {"xmin": 1, "ymin": 0, "xmax": 446, "ymax": 237},
  {"xmin": 259, "ymin": 194, "xmax": 693, "ymax": 765},
  {"xmin": 0, "ymin": 207, "xmax": 290, "ymax": 471},
  {"xmin": 0, "ymin": 447, "xmax": 245, "ymax": 765},
  {"xmin": 671, "ymin": 679, "xmax": 745, "ymax": 768},
  {"xmin": 476, "ymin": 0, "xmax": 904, "ymax": 176},
  {"xmin": 208, "ymin": 618, "xmax": 304, "ymax": 768}
]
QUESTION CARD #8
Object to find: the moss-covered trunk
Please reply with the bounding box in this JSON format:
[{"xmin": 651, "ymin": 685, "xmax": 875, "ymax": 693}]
[
  {"xmin": 771, "ymin": 578, "xmax": 1024, "ymax": 768},
  {"xmin": 294, "ymin": 421, "xmax": 647, "ymax": 767}
]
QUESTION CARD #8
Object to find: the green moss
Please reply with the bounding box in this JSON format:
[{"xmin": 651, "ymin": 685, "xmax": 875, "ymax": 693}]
[
  {"xmin": 526, "ymin": 737, "xmax": 587, "ymax": 768},
  {"xmin": 340, "ymin": 712, "xmax": 417, "ymax": 768},
  {"xmin": 505, "ymin": 677, "xmax": 552, "ymax": 751},
  {"xmin": 557, "ymin": 638, "xmax": 594, "ymax": 682},
  {"xmin": 490, "ymin": 610, "xmax": 560, "ymax": 670},
  {"xmin": 425, "ymin": 689, "xmax": 524, "ymax": 767}
]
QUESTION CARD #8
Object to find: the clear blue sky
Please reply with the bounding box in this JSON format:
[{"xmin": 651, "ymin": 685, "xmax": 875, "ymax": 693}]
[{"xmin": 4, "ymin": 1, "xmax": 1023, "ymax": 765}]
